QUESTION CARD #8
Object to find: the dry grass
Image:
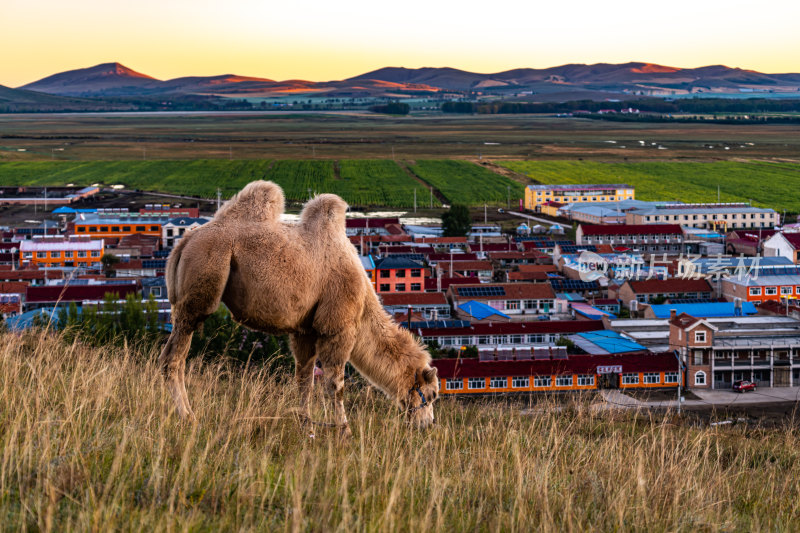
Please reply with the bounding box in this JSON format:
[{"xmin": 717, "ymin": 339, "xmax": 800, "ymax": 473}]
[{"xmin": 2, "ymin": 330, "xmax": 800, "ymax": 531}]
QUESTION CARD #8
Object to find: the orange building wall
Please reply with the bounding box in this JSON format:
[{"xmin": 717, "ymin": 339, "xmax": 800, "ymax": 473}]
[
  {"xmin": 28, "ymin": 249, "xmax": 103, "ymax": 267},
  {"xmin": 376, "ymin": 268, "xmax": 425, "ymax": 294},
  {"xmin": 74, "ymin": 223, "xmax": 162, "ymax": 239},
  {"xmin": 440, "ymin": 371, "xmax": 684, "ymax": 395}
]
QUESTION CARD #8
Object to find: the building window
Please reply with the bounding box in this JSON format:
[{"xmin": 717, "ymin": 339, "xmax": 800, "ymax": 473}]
[
  {"xmin": 555, "ymin": 375, "xmax": 572, "ymax": 387},
  {"xmin": 643, "ymin": 372, "xmax": 660, "ymax": 384},
  {"xmin": 694, "ymin": 371, "xmax": 706, "ymax": 386},
  {"xmin": 506, "ymin": 300, "xmax": 520, "ymax": 310},
  {"xmin": 524, "ymin": 300, "xmax": 538, "ymax": 309},
  {"xmin": 477, "ymin": 336, "xmax": 490, "ymax": 345},
  {"xmin": 411, "ymin": 269, "xmax": 421, "ymax": 277},
  {"xmin": 533, "ymin": 376, "xmax": 551, "ymax": 388},
  {"xmin": 664, "ymin": 372, "xmax": 679, "ymax": 384},
  {"xmin": 512, "ymin": 376, "xmax": 530, "ymax": 388},
  {"xmin": 695, "ymin": 331, "xmax": 706, "ymax": 343},
  {"xmin": 379, "ymin": 284, "xmax": 390, "ymax": 292},
  {"xmin": 468, "ymin": 377, "xmax": 485, "ymax": 390},
  {"xmin": 150, "ymin": 226, "xmax": 159, "ymax": 231},
  {"xmin": 782, "ymin": 286, "xmax": 794, "ymax": 295},
  {"xmin": 765, "ymin": 286, "xmax": 777, "ymax": 296},
  {"xmin": 490, "ymin": 377, "xmax": 507, "ymax": 389},
  {"xmin": 123, "ymin": 226, "xmax": 131, "ymax": 232},
  {"xmin": 622, "ymin": 373, "xmax": 639, "ymax": 385},
  {"xmin": 749, "ymin": 287, "xmax": 761, "ymax": 296},
  {"xmin": 395, "ymin": 284, "xmax": 405, "ymax": 292},
  {"xmin": 166, "ymin": 229, "xmax": 174, "ymax": 237},
  {"xmin": 528, "ymin": 334, "xmax": 545, "ymax": 343},
  {"xmin": 509, "ymin": 334, "xmax": 523, "ymax": 344},
  {"xmin": 76, "ymin": 227, "xmax": 86, "ymax": 233},
  {"xmin": 379, "ymin": 270, "xmax": 390, "ymax": 278},
  {"xmin": 446, "ymin": 378, "xmax": 463, "ymax": 390},
  {"xmin": 577, "ymin": 374, "xmax": 595, "ymax": 386},
  {"xmin": 111, "ymin": 226, "xmax": 120, "ymax": 232},
  {"xmin": 396, "ymin": 269, "xmax": 406, "ymax": 278},
  {"xmin": 410, "ymin": 283, "xmax": 421, "ymax": 291}
]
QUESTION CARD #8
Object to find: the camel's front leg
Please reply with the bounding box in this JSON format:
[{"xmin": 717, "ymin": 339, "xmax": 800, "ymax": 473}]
[{"xmin": 316, "ymin": 331, "xmax": 356, "ymax": 437}]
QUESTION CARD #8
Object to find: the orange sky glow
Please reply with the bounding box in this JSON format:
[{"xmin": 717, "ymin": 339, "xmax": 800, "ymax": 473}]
[{"xmin": 2, "ymin": 0, "xmax": 799, "ymax": 87}]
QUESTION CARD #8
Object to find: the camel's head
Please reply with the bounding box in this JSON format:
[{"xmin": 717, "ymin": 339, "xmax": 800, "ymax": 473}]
[{"xmin": 405, "ymin": 365, "xmax": 439, "ymax": 428}]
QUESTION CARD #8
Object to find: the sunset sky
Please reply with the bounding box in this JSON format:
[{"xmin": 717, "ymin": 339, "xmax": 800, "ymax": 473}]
[{"xmin": 2, "ymin": 0, "xmax": 799, "ymax": 87}]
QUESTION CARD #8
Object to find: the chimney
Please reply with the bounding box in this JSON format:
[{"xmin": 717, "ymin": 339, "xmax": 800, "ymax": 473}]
[
  {"xmin": 670, "ymin": 308, "xmax": 677, "ymax": 321},
  {"xmin": 407, "ymin": 305, "xmax": 412, "ymax": 329}
]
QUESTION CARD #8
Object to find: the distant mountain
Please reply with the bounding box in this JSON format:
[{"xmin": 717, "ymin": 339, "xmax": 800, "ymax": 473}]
[
  {"xmin": 21, "ymin": 62, "xmax": 158, "ymax": 97},
  {"xmin": 11, "ymin": 61, "xmax": 800, "ymax": 110},
  {"xmin": 349, "ymin": 62, "xmax": 800, "ymax": 96}
]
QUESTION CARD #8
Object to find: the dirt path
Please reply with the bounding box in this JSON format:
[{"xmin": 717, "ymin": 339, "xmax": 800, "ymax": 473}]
[
  {"xmin": 397, "ymin": 160, "xmax": 449, "ymax": 205},
  {"xmin": 468, "ymin": 158, "xmax": 538, "ymax": 185}
]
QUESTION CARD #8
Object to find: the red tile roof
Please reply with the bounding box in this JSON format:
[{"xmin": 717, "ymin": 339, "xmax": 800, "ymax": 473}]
[
  {"xmin": 517, "ymin": 264, "xmax": 557, "ymax": 273},
  {"xmin": 507, "ymin": 271, "xmax": 549, "ymax": 281},
  {"xmin": 425, "ymin": 276, "xmax": 480, "ymax": 291},
  {"xmin": 626, "ymin": 278, "xmax": 712, "ymax": 295},
  {"xmin": 26, "ymin": 283, "xmax": 140, "ymax": 303},
  {"xmin": 345, "ymin": 217, "xmax": 400, "ymax": 228},
  {"xmin": 438, "ymin": 260, "xmax": 493, "ymax": 271},
  {"xmin": 579, "ymin": 224, "xmax": 682, "ymax": 236},
  {"xmin": 488, "ymin": 250, "xmax": 548, "ymax": 260},
  {"xmin": 428, "ymin": 253, "xmax": 478, "ymax": 262},
  {"xmin": 380, "ymin": 292, "xmax": 448, "ymax": 306},
  {"xmin": 0, "ymin": 281, "xmax": 28, "ymax": 294},
  {"xmin": 432, "ymin": 351, "xmax": 677, "ymax": 378},
  {"xmin": 472, "ymin": 243, "xmax": 519, "ymax": 252}
]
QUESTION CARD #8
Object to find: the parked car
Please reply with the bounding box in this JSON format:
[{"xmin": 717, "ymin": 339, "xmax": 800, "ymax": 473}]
[{"xmin": 733, "ymin": 380, "xmax": 757, "ymax": 393}]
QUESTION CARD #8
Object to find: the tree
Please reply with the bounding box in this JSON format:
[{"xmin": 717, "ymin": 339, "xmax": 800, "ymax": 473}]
[{"xmin": 442, "ymin": 204, "xmax": 472, "ymax": 237}]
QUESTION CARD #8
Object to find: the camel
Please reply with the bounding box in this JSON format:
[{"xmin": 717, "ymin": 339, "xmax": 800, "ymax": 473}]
[{"xmin": 158, "ymin": 180, "xmax": 439, "ymax": 432}]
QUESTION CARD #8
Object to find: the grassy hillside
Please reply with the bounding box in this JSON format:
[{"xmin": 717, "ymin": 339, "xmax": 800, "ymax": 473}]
[
  {"xmin": 500, "ymin": 160, "xmax": 800, "ymax": 213},
  {"xmin": 2, "ymin": 331, "xmax": 800, "ymax": 530}
]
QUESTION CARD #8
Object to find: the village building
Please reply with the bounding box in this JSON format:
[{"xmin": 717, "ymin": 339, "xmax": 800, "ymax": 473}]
[
  {"xmin": 373, "ymin": 256, "xmax": 425, "ymax": 294},
  {"xmin": 524, "ymin": 184, "xmax": 634, "ymax": 211},
  {"xmin": 20, "ymin": 237, "xmax": 104, "ymax": 268},
  {"xmin": 625, "ymin": 203, "xmax": 778, "ymax": 231}
]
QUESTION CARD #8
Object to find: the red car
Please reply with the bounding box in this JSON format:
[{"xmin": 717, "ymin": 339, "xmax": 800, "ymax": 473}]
[{"xmin": 733, "ymin": 380, "xmax": 757, "ymax": 393}]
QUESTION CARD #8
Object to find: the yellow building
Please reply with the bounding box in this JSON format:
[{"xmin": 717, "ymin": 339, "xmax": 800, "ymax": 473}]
[{"xmin": 525, "ymin": 184, "xmax": 634, "ymax": 211}]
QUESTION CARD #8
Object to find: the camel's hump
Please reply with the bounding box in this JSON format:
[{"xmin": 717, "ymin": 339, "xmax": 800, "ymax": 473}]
[{"xmin": 215, "ymin": 180, "xmax": 285, "ymax": 223}]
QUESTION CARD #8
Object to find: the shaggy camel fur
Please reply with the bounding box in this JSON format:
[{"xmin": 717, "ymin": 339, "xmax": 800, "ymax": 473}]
[{"xmin": 158, "ymin": 180, "xmax": 439, "ymax": 431}]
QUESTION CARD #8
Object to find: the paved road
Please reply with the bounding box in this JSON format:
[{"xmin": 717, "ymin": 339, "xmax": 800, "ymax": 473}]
[{"xmin": 598, "ymin": 387, "xmax": 800, "ymax": 411}]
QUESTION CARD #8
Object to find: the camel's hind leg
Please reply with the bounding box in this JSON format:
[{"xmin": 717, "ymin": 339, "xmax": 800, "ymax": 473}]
[
  {"xmin": 158, "ymin": 326, "xmax": 196, "ymax": 421},
  {"xmin": 290, "ymin": 333, "xmax": 317, "ymax": 422}
]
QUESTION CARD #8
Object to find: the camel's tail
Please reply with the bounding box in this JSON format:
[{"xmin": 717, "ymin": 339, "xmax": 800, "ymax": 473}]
[
  {"xmin": 214, "ymin": 180, "xmax": 285, "ymax": 224},
  {"xmin": 165, "ymin": 231, "xmax": 192, "ymax": 305}
]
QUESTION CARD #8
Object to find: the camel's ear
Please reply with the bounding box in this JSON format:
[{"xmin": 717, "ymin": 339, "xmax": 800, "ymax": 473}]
[
  {"xmin": 414, "ymin": 368, "xmax": 424, "ymax": 388},
  {"xmin": 423, "ymin": 366, "xmax": 438, "ymax": 384}
]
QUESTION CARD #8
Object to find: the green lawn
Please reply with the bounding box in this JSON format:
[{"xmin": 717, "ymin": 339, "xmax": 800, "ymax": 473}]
[{"xmin": 499, "ymin": 160, "xmax": 800, "ymax": 212}]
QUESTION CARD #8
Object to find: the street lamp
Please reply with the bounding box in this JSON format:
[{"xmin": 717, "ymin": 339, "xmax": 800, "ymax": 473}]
[{"xmin": 673, "ymin": 349, "xmax": 684, "ymax": 415}]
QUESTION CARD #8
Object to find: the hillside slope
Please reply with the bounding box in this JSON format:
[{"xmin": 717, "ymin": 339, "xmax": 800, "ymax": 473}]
[{"xmin": 2, "ymin": 330, "xmax": 799, "ymax": 530}]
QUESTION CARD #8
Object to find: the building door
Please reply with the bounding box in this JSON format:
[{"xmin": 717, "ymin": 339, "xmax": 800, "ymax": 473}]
[
  {"xmin": 598, "ymin": 373, "xmax": 619, "ymax": 389},
  {"xmin": 774, "ymin": 368, "xmax": 790, "ymax": 387}
]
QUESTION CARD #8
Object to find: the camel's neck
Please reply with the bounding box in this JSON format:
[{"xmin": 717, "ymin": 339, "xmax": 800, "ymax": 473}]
[{"xmin": 349, "ymin": 298, "xmax": 427, "ymax": 402}]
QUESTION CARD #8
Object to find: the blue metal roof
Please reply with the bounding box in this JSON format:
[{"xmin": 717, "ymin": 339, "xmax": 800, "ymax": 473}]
[
  {"xmin": 457, "ymin": 300, "xmax": 509, "ymax": 320},
  {"xmin": 573, "ymin": 330, "xmax": 647, "ymax": 354},
  {"xmin": 649, "ymin": 302, "xmax": 757, "ymax": 318}
]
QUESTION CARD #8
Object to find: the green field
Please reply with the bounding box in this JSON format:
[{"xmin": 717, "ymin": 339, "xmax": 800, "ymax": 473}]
[
  {"xmin": 407, "ymin": 160, "xmax": 526, "ymax": 207},
  {"xmin": 0, "ymin": 159, "xmax": 438, "ymax": 207},
  {"xmin": 500, "ymin": 160, "xmax": 800, "ymax": 213}
]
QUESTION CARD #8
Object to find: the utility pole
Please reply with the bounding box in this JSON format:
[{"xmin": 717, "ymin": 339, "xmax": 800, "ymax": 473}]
[
  {"xmin": 229, "ymin": 146, "xmax": 232, "ymax": 160},
  {"xmin": 216, "ymin": 188, "xmax": 221, "ymax": 212},
  {"xmin": 413, "ymin": 188, "xmax": 417, "ymax": 213},
  {"xmin": 430, "ymin": 187, "xmax": 433, "ymax": 209},
  {"xmin": 507, "ymin": 185, "xmax": 511, "ymax": 210},
  {"xmin": 143, "ymin": 147, "xmax": 146, "ymax": 161},
  {"xmin": 717, "ymin": 184, "xmax": 720, "ymax": 203},
  {"xmin": 674, "ymin": 349, "xmax": 682, "ymax": 415},
  {"xmin": 312, "ymin": 145, "xmax": 316, "ymax": 158},
  {"xmin": 484, "ymin": 203, "xmax": 487, "ymax": 224}
]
